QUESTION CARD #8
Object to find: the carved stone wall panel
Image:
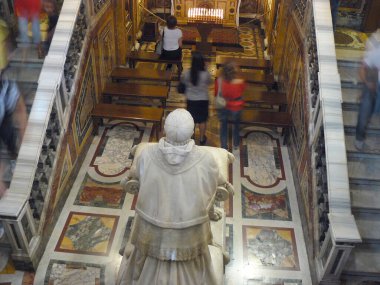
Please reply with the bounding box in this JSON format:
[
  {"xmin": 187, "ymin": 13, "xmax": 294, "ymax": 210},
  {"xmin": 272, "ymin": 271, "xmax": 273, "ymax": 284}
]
[
  {"xmin": 98, "ymin": 20, "xmax": 115, "ymax": 91},
  {"xmin": 73, "ymin": 53, "xmax": 97, "ymax": 151},
  {"xmin": 115, "ymin": 0, "xmax": 127, "ymax": 65},
  {"xmin": 272, "ymin": 1, "xmax": 291, "ymax": 77},
  {"xmin": 93, "ymin": 0, "xmax": 109, "ymax": 14}
]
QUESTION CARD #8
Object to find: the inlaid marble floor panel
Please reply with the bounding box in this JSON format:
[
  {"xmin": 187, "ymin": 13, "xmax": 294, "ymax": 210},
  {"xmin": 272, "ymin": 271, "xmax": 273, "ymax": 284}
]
[{"xmin": 30, "ymin": 121, "xmax": 312, "ymax": 285}]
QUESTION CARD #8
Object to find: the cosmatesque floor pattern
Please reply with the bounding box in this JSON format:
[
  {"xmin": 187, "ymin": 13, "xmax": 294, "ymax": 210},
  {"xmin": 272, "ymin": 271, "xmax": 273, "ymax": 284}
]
[
  {"xmin": 1, "ymin": 24, "xmax": 313, "ymax": 285},
  {"xmin": 24, "ymin": 121, "xmax": 312, "ymax": 285}
]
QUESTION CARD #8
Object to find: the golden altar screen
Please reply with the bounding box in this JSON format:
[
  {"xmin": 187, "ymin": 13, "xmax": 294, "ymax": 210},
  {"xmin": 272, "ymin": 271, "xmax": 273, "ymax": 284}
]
[{"xmin": 172, "ymin": 0, "xmax": 240, "ymax": 27}]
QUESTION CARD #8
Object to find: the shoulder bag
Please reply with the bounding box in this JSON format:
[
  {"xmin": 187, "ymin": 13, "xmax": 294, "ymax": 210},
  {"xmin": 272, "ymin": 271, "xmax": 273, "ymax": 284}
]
[
  {"xmin": 155, "ymin": 28, "xmax": 164, "ymax": 55},
  {"xmin": 215, "ymin": 78, "xmax": 226, "ymax": 109}
]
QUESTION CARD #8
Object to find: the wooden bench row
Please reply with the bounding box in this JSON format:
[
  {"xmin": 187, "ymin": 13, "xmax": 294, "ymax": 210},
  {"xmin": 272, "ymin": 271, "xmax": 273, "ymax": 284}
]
[
  {"xmin": 91, "ymin": 103, "xmax": 291, "ymax": 144},
  {"xmin": 128, "ymin": 50, "xmax": 183, "ymax": 78},
  {"xmin": 92, "ymin": 104, "xmax": 164, "ymax": 140},
  {"xmin": 103, "ymin": 82, "xmax": 169, "ymax": 107},
  {"xmin": 111, "ymin": 67, "xmax": 172, "ymax": 85},
  {"xmin": 216, "ymin": 55, "xmax": 272, "ymax": 73}
]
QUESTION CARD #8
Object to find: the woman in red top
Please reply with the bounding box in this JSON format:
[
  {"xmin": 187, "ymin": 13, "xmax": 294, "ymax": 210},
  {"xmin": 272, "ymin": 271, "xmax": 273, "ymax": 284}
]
[
  {"xmin": 14, "ymin": 0, "xmax": 42, "ymax": 57},
  {"xmin": 215, "ymin": 61, "xmax": 246, "ymax": 149}
]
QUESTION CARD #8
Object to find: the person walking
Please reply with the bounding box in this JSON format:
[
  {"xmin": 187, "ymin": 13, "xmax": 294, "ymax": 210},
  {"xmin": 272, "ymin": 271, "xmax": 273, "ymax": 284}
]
[
  {"xmin": 181, "ymin": 52, "xmax": 211, "ymax": 145},
  {"xmin": 355, "ymin": 29, "xmax": 380, "ymax": 150},
  {"xmin": 42, "ymin": 0, "xmax": 59, "ymax": 54},
  {"xmin": 159, "ymin": 15, "xmax": 182, "ymax": 71},
  {"xmin": 215, "ymin": 61, "xmax": 246, "ymax": 150},
  {"xmin": 14, "ymin": 0, "xmax": 43, "ymax": 58},
  {"xmin": 330, "ymin": 0, "xmax": 340, "ymax": 29}
]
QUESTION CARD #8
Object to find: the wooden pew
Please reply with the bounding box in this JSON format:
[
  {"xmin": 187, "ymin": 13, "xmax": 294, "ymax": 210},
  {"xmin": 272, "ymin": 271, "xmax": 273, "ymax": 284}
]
[
  {"xmin": 128, "ymin": 50, "xmax": 183, "ymax": 78},
  {"xmin": 238, "ymin": 71, "xmax": 275, "ymax": 89},
  {"xmin": 102, "ymin": 82, "xmax": 169, "ymax": 107},
  {"xmin": 111, "ymin": 67, "xmax": 172, "ymax": 86},
  {"xmin": 243, "ymin": 89, "xmax": 287, "ymax": 111},
  {"xmin": 92, "ymin": 104, "xmax": 164, "ymax": 140},
  {"xmin": 216, "ymin": 55, "xmax": 271, "ymax": 72}
]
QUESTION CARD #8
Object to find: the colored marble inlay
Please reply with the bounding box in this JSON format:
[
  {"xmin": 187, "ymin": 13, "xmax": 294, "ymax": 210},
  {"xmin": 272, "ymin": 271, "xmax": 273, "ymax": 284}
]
[
  {"xmin": 224, "ymin": 193, "xmax": 233, "ymax": 217},
  {"xmin": 91, "ymin": 123, "xmax": 142, "ymax": 177},
  {"xmin": 243, "ymin": 226, "xmax": 299, "ymax": 270},
  {"xmin": 241, "ymin": 131, "xmax": 285, "ymax": 188},
  {"xmin": 225, "ymin": 224, "xmax": 234, "ymax": 266},
  {"xmin": 119, "ymin": 216, "xmax": 134, "ymax": 253},
  {"xmin": 334, "ymin": 28, "xmax": 367, "ymax": 50},
  {"xmin": 74, "ymin": 175, "xmax": 127, "ymax": 208},
  {"xmin": 44, "ymin": 260, "xmax": 105, "ymax": 285},
  {"xmin": 241, "ymin": 185, "xmax": 292, "ymax": 221},
  {"xmin": 247, "ymin": 278, "xmax": 302, "ymax": 285},
  {"xmin": 55, "ymin": 212, "xmax": 119, "ymax": 256}
]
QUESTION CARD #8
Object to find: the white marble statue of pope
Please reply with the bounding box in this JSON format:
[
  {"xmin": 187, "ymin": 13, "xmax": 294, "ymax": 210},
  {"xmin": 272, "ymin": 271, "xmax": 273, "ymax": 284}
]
[{"xmin": 117, "ymin": 108, "xmax": 224, "ymax": 285}]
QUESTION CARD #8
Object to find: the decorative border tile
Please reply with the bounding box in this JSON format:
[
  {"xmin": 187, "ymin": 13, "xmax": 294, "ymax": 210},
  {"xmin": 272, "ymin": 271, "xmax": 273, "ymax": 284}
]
[
  {"xmin": 240, "ymin": 131, "xmax": 285, "ymax": 188},
  {"xmin": 74, "ymin": 175, "xmax": 127, "ymax": 208},
  {"xmin": 55, "ymin": 212, "xmax": 119, "ymax": 256},
  {"xmin": 241, "ymin": 185, "xmax": 292, "ymax": 221},
  {"xmin": 44, "ymin": 259, "xmax": 105, "ymax": 285},
  {"xmin": 242, "ymin": 226, "xmax": 299, "ymax": 271},
  {"xmin": 90, "ymin": 122, "xmax": 144, "ymax": 177}
]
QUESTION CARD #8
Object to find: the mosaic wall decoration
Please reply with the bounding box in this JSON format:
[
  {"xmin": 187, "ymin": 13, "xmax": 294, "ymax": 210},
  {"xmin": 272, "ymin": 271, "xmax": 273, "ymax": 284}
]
[
  {"xmin": 74, "ymin": 175, "xmax": 127, "ymax": 208},
  {"xmin": 74, "ymin": 55, "xmax": 96, "ymax": 148},
  {"xmin": 238, "ymin": 0, "xmax": 259, "ymax": 14},
  {"xmin": 55, "ymin": 212, "xmax": 119, "ymax": 256},
  {"xmin": 247, "ymin": 278, "xmax": 302, "ymax": 285},
  {"xmin": 340, "ymin": 0, "xmax": 365, "ymax": 11},
  {"xmin": 90, "ymin": 123, "xmax": 143, "ymax": 177},
  {"xmin": 58, "ymin": 149, "xmax": 70, "ymax": 189},
  {"xmin": 44, "ymin": 260, "xmax": 105, "ymax": 285},
  {"xmin": 243, "ymin": 226, "xmax": 299, "ymax": 270},
  {"xmin": 241, "ymin": 185, "xmax": 292, "ymax": 221},
  {"xmin": 241, "ymin": 131, "xmax": 285, "ymax": 188}
]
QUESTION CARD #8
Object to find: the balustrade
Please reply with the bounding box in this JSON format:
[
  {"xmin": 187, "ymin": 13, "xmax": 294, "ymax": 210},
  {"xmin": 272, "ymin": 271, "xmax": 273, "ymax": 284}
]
[
  {"xmin": 64, "ymin": 2, "xmax": 87, "ymax": 93},
  {"xmin": 307, "ymin": 16, "xmax": 319, "ymax": 108}
]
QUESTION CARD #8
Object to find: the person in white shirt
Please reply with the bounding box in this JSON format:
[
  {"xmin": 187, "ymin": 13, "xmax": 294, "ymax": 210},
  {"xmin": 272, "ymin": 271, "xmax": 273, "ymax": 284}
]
[{"xmin": 159, "ymin": 15, "xmax": 183, "ymax": 70}]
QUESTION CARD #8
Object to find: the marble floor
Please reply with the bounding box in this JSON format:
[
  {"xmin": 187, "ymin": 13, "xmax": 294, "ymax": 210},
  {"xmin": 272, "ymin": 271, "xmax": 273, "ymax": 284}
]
[
  {"xmin": 0, "ymin": 25, "xmax": 314, "ymax": 285},
  {"xmin": 17, "ymin": 121, "xmax": 310, "ymax": 285}
]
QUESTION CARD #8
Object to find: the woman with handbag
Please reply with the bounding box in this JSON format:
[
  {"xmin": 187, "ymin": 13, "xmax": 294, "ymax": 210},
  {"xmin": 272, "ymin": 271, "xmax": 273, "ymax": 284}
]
[
  {"xmin": 215, "ymin": 61, "xmax": 246, "ymax": 150},
  {"xmin": 158, "ymin": 15, "xmax": 182, "ymax": 70},
  {"xmin": 181, "ymin": 52, "xmax": 212, "ymax": 145}
]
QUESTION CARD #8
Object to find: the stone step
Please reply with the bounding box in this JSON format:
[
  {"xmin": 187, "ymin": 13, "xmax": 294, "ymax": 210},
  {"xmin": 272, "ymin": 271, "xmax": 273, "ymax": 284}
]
[
  {"xmin": 339, "ymin": 65, "xmax": 362, "ymax": 85},
  {"xmin": 338, "ymin": 59, "xmax": 362, "ymax": 68},
  {"xmin": 353, "ymin": 213, "xmax": 380, "ymax": 243},
  {"xmin": 343, "ymin": 244, "xmax": 380, "ymax": 279},
  {"xmin": 342, "ymin": 88, "xmax": 362, "ymax": 109},
  {"xmin": 343, "ymin": 110, "xmax": 380, "ymax": 135},
  {"xmin": 4, "ymin": 66, "xmax": 41, "ymax": 86},
  {"xmin": 348, "ymin": 157, "xmax": 380, "ymax": 185},
  {"xmin": 351, "ymin": 185, "xmax": 380, "ymax": 214},
  {"xmin": 8, "ymin": 46, "xmax": 44, "ymax": 68},
  {"xmin": 345, "ymin": 134, "xmax": 380, "ymax": 158}
]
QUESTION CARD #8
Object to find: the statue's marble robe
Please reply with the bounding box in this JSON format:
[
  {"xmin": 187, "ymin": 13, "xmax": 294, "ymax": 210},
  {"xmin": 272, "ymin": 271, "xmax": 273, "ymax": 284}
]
[{"xmin": 117, "ymin": 139, "xmax": 221, "ymax": 285}]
